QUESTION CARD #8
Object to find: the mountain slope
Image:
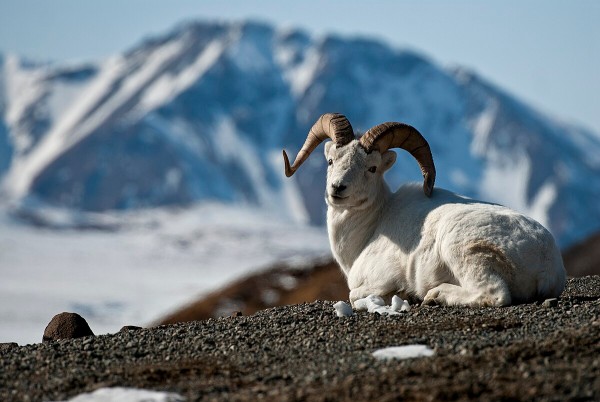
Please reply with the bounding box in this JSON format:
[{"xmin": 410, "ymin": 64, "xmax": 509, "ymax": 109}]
[{"xmin": 1, "ymin": 20, "xmax": 599, "ymax": 247}]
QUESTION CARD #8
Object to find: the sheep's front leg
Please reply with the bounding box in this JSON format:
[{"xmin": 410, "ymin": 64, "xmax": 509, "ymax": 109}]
[
  {"xmin": 422, "ymin": 282, "xmax": 511, "ymax": 307},
  {"xmin": 349, "ymin": 285, "xmax": 394, "ymax": 307},
  {"xmin": 347, "ymin": 255, "xmax": 398, "ymax": 307},
  {"xmin": 422, "ymin": 283, "xmax": 472, "ymax": 306}
]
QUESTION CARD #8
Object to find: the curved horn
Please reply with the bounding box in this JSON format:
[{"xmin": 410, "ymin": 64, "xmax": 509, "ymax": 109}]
[
  {"xmin": 283, "ymin": 113, "xmax": 354, "ymax": 177},
  {"xmin": 360, "ymin": 122, "xmax": 436, "ymax": 197}
]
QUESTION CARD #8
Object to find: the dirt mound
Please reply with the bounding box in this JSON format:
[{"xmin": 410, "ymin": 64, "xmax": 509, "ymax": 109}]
[{"xmin": 563, "ymin": 231, "xmax": 600, "ymax": 276}]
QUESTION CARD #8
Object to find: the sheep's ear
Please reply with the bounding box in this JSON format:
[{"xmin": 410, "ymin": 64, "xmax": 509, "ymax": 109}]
[
  {"xmin": 324, "ymin": 141, "xmax": 334, "ymax": 158},
  {"xmin": 381, "ymin": 151, "xmax": 397, "ymax": 172}
]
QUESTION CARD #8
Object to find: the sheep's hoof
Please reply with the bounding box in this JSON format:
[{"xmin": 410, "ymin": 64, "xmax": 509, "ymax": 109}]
[{"xmin": 421, "ymin": 298, "xmax": 439, "ymax": 307}]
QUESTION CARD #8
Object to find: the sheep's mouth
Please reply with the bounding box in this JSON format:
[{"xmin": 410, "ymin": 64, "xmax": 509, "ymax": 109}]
[{"xmin": 328, "ymin": 194, "xmax": 350, "ymax": 204}]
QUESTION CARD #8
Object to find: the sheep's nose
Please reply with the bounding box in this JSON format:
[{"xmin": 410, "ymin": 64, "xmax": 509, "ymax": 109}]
[{"xmin": 332, "ymin": 184, "xmax": 347, "ymax": 194}]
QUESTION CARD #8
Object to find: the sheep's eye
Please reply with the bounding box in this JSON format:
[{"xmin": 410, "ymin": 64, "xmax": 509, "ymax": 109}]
[
  {"xmin": 368, "ymin": 166, "xmax": 377, "ymax": 173},
  {"xmin": 328, "ymin": 159, "xmax": 333, "ymax": 166}
]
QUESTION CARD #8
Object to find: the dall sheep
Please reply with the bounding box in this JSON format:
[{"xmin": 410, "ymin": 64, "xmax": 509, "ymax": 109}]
[{"xmin": 283, "ymin": 113, "xmax": 566, "ymax": 307}]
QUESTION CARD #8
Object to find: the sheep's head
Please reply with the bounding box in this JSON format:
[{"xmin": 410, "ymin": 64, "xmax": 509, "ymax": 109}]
[
  {"xmin": 283, "ymin": 113, "xmax": 436, "ymax": 208},
  {"xmin": 323, "ymin": 140, "xmax": 397, "ymax": 209}
]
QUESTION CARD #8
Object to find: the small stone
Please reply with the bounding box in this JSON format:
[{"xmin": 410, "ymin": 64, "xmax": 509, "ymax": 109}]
[
  {"xmin": 231, "ymin": 311, "xmax": 243, "ymax": 317},
  {"xmin": 43, "ymin": 312, "xmax": 94, "ymax": 342},
  {"xmin": 542, "ymin": 298, "xmax": 559, "ymax": 308},
  {"xmin": 119, "ymin": 325, "xmax": 143, "ymax": 332}
]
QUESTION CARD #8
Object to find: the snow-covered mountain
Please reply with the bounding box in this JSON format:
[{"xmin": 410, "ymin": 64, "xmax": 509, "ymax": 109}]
[{"xmin": 1, "ymin": 20, "xmax": 599, "ymax": 248}]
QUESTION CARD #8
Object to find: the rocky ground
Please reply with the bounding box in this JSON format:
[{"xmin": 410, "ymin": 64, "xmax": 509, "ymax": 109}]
[{"xmin": 1, "ymin": 276, "xmax": 599, "ymax": 402}]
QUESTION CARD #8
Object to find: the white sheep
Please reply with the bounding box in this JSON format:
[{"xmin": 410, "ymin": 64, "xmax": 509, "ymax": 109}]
[{"xmin": 283, "ymin": 113, "xmax": 566, "ymax": 307}]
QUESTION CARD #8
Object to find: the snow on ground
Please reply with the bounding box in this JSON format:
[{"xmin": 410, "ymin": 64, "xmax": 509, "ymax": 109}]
[
  {"xmin": 353, "ymin": 295, "xmax": 411, "ymax": 315},
  {"xmin": 0, "ymin": 204, "xmax": 330, "ymax": 345},
  {"xmin": 59, "ymin": 387, "xmax": 184, "ymax": 402},
  {"xmin": 333, "ymin": 301, "xmax": 353, "ymax": 317},
  {"xmin": 333, "ymin": 295, "xmax": 411, "ymax": 317},
  {"xmin": 372, "ymin": 345, "xmax": 435, "ymax": 361}
]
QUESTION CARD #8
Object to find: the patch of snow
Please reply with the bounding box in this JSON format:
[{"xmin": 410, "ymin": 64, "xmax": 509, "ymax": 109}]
[
  {"xmin": 276, "ymin": 274, "xmax": 298, "ymax": 291},
  {"xmin": 372, "ymin": 345, "xmax": 435, "ymax": 361},
  {"xmin": 267, "ymin": 150, "xmax": 310, "ymax": 224},
  {"xmin": 213, "ymin": 117, "xmax": 278, "ymax": 209},
  {"xmin": 164, "ymin": 168, "xmax": 182, "ymax": 191},
  {"xmin": 45, "ymin": 78, "xmax": 90, "ymax": 123},
  {"xmin": 277, "ymin": 43, "xmax": 321, "ymax": 97},
  {"xmin": 260, "ymin": 289, "xmax": 280, "ymax": 305},
  {"xmin": 353, "ymin": 294, "xmax": 385, "ymax": 311},
  {"xmin": 353, "ymin": 294, "xmax": 411, "ymax": 316},
  {"xmin": 228, "ymin": 30, "xmax": 271, "ymax": 73},
  {"xmin": 480, "ymin": 149, "xmax": 531, "ymax": 213},
  {"xmin": 212, "ymin": 116, "xmax": 241, "ymax": 160},
  {"xmin": 3, "ymin": 56, "xmax": 48, "ymax": 154},
  {"xmin": 58, "ymin": 387, "xmax": 184, "ymax": 402},
  {"xmin": 479, "ymin": 148, "xmax": 555, "ymax": 228},
  {"xmin": 145, "ymin": 114, "xmax": 207, "ymax": 159},
  {"xmin": 4, "ymin": 55, "xmax": 46, "ymax": 128},
  {"xmin": 333, "ymin": 301, "xmax": 353, "ymax": 317},
  {"xmin": 391, "ymin": 295, "xmax": 411, "ymax": 312},
  {"xmin": 140, "ymin": 39, "xmax": 226, "ymax": 112},
  {"xmin": 115, "ymin": 40, "xmax": 187, "ymax": 109},
  {"xmin": 471, "ymin": 101, "xmax": 499, "ymax": 157},
  {"xmin": 528, "ymin": 180, "xmax": 557, "ymax": 229}
]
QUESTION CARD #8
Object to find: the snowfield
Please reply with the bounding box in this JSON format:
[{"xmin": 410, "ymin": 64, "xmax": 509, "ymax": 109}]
[{"xmin": 0, "ymin": 204, "xmax": 329, "ymax": 345}]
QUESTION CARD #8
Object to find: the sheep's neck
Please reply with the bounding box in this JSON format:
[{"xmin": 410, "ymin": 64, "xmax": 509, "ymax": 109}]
[{"xmin": 327, "ymin": 182, "xmax": 390, "ymax": 276}]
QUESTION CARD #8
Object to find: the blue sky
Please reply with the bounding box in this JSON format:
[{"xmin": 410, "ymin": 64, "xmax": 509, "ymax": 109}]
[{"xmin": 1, "ymin": 0, "xmax": 599, "ymax": 134}]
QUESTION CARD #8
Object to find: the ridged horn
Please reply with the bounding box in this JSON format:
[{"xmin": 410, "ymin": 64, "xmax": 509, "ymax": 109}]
[
  {"xmin": 360, "ymin": 122, "xmax": 436, "ymax": 197},
  {"xmin": 283, "ymin": 113, "xmax": 354, "ymax": 177}
]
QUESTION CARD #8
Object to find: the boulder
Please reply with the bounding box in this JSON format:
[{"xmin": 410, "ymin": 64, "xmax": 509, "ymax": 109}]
[{"xmin": 43, "ymin": 312, "xmax": 94, "ymax": 342}]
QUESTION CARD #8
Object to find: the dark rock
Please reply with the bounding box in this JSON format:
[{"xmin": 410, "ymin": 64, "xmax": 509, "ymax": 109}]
[
  {"xmin": 119, "ymin": 325, "xmax": 143, "ymax": 332},
  {"xmin": 43, "ymin": 312, "xmax": 94, "ymax": 342},
  {"xmin": 231, "ymin": 311, "xmax": 243, "ymax": 317},
  {"xmin": 542, "ymin": 298, "xmax": 559, "ymax": 308}
]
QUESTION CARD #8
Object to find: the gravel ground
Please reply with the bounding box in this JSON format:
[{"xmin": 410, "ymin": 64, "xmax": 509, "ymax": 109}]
[{"xmin": 1, "ymin": 276, "xmax": 599, "ymax": 402}]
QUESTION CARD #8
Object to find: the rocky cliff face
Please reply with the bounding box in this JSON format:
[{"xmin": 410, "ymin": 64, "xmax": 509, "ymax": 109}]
[{"xmin": 1, "ymin": 20, "xmax": 599, "ymax": 247}]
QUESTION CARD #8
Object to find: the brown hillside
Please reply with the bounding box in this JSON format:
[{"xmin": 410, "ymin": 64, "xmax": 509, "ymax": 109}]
[
  {"xmin": 563, "ymin": 231, "xmax": 600, "ymax": 277},
  {"xmin": 156, "ymin": 259, "xmax": 348, "ymax": 325}
]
